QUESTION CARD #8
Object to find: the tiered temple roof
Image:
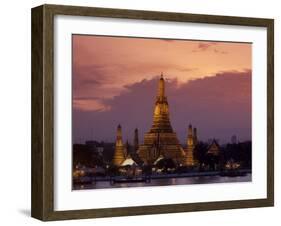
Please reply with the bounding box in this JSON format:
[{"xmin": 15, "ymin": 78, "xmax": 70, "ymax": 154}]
[{"xmin": 138, "ymin": 74, "xmax": 186, "ymax": 164}]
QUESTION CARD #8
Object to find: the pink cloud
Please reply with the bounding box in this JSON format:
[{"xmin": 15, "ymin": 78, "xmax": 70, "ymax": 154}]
[{"xmin": 73, "ymin": 70, "xmax": 251, "ymax": 144}]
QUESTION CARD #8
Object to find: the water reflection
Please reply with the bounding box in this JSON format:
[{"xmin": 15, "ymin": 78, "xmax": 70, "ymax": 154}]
[{"xmin": 74, "ymin": 174, "xmax": 252, "ymax": 190}]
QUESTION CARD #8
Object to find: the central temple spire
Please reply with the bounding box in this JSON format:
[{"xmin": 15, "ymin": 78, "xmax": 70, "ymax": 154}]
[
  {"xmin": 158, "ymin": 73, "xmax": 165, "ymax": 98},
  {"xmin": 138, "ymin": 73, "xmax": 186, "ymax": 164},
  {"xmin": 150, "ymin": 74, "xmax": 173, "ymax": 133}
]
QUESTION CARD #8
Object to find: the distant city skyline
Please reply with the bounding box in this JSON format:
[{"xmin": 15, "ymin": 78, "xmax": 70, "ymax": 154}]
[{"xmin": 72, "ymin": 35, "xmax": 252, "ymax": 144}]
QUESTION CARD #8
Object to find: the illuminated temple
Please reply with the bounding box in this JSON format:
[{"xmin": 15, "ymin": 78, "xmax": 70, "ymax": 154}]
[
  {"xmin": 112, "ymin": 74, "xmax": 198, "ymax": 167},
  {"xmin": 112, "ymin": 124, "xmax": 126, "ymax": 166}
]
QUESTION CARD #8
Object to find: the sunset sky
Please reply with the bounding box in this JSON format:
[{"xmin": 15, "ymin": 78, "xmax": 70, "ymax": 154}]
[{"xmin": 72, "ymin": 35, "xmax": 252, "ymax": 144}]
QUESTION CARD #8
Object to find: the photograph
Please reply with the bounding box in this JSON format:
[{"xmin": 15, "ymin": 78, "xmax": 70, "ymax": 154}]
[
  {"xmin": 30, "ymin": 4, "xmax": 274, "ymax": 221},
  {"xmin": 72, "ymin": 35, "xmax": 252, "ymax": 190}
]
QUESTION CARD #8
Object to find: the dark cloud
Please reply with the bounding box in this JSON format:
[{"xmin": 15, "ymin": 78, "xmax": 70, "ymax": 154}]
[
  {"xmin": 73, "ymin": 64, "xmax": 113, "ymax": 84},
  {"xmin": 175, "ymin": 67, "xmax": 198, "ymax": 73},
  {"xmin": 192, "ymin": 42, "xmax": 228, "ymax": 54},
  {"xmin": 213, "ymin": 48, "xmax": 228, "ymax": 54},
  {"xmin": 73, "ymin": 61, "xmax": 197, "ymax": 101},
  {"xmin": 198, "ymin": 42, "xmax": 216, "ymax": 50},
  {"xmin": 74, "ymin": 96, "xmax": 101, "ymax": 101},
  {"xmin": 73, "ymin": 70, "xmax": 251, "ymax": 145},
  {"xmin": 73, "ymin": 65, "xmax": 104, "ymax": 89}
]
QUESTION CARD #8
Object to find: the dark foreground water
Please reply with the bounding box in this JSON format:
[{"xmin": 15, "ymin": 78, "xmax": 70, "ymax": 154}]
[{"xmin": 73, "ymin": 173, "xmax": 252, "ymax": 190}]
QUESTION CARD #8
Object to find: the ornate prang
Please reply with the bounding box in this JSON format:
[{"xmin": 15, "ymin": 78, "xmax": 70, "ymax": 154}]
[
  {"xmin": 112, "ymin": 124, "xmax": 125, "ymax": 166},
  {"xmin": 186, "ymin": 124, "xmax": 197, "ymax": 166},
  {"xmin": 138, "ymin": 74, "xmax": 186, "ymax": 164}
]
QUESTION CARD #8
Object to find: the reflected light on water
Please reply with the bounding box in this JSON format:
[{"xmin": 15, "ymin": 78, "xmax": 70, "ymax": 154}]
[{"xmin": 73, "ymin": 174, "xmax": 252, "ymax": 190}]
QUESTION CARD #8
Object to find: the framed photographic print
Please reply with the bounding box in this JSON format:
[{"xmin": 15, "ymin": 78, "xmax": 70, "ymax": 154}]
[{"xmin": 31, "ymin": 4, "xmax": 274, "ymax": 221}]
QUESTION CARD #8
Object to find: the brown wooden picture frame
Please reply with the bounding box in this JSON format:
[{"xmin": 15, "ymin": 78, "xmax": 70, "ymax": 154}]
[{"xmin": 31, "ymin": 4, "xmax": 274, "ymax": 221}]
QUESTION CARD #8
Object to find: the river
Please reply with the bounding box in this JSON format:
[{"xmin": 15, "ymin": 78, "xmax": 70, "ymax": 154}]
[{"xmin": 73, "ymin": 173, "xmax": 252, "ymax": 190}]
